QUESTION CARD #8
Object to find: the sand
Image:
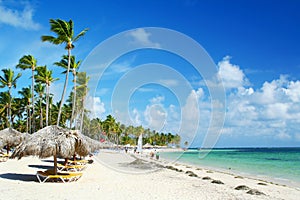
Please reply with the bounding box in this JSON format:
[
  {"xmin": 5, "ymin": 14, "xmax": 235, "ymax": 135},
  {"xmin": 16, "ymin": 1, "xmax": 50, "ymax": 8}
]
[{"xmin": 0, "ymin": 149, "xmax": 299, "ymax": 200}]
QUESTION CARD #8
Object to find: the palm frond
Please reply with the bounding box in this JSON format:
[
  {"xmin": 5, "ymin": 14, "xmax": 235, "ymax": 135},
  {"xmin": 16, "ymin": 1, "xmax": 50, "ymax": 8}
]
[{"xmin": 73, "ymin": 28, "xmax": 89, "ymax": 42}]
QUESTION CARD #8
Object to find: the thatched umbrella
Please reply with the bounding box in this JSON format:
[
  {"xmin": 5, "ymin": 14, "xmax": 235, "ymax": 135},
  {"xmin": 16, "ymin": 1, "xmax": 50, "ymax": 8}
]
[
  {"xmin": 0, "ymin": 128, "xmax": 27, "ymax": 154},
  {"xmin": 11, "ymin": 125, "xmax": 90, "ymax": 175},
  {"xmin": 80, "ymin": 134, "xmax": 103, "ymax": 153}
]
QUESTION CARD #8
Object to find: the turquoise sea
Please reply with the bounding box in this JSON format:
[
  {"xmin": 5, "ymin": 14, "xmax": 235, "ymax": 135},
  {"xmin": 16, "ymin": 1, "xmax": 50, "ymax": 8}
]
[{"xmin": 160, "ymin": 148, "xmax": 300, "ymax": 186}]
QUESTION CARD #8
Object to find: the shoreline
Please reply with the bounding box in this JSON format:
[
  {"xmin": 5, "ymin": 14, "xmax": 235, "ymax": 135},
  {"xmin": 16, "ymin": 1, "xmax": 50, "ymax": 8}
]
[
  {"xmin": 133, "ymin": 149, "xmax": 299, "ymax": 187},
  {"xmin": 99, "ymin": 149, "xmax": 300, "ymax": 197},
  {"xmin": 0, "ymin": 149, "xmax": 299, "ymax": 199},
  {"xmin": 145, "ymin": 148, "xmax": 300, "ymax": 189}
]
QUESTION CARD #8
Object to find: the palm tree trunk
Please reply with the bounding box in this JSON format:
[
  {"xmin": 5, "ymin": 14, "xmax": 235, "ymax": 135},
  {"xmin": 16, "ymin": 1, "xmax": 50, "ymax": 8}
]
[
  {"xmin": 80, "ymin": 98, "xmax": 85, "ymax": 132},
  {"xmin": 46, "ymin": 85, "xmax": 49, "ymax": 126},
  {"xmin": 8, "ymin": 87, "xmax": 11, "ymax": 128},
  {"xmin": 57, "ymin": 49, "xmax": 71, "ymax": 126},
  {"xmin": 40, "ymin": 101, "xmax": 43, "ymax": 128},
  {"xmin": 26, "ymin": 107, "xmax": 29, "ymax": 133},
  {"xmin": 70, "ymin": 71, "xmax": 76, "ymax": 129},
  {"xmin": 31, "ymin": 69, "xmax": 35, "ymax": 132}
]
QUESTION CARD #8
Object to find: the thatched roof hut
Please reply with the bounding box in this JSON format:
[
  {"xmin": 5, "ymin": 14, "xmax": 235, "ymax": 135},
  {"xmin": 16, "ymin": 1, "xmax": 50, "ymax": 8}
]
[
  {"xmin": 11, "ymin": 125, "xmax": 91, "ymax": 174},
  {"xmin": 0, "ymin": 128, "xmax": 27, "ymax": 154}
]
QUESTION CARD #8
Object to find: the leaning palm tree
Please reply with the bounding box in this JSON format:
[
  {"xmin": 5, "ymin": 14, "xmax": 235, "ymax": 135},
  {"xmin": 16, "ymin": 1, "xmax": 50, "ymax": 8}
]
[
  {"xmin": 0, "ymin": 69, "xmax": 22, "ymax": 128},
  {"xmin": 54, "ymin": 55, "xmax": 81, "ymax": 128},
  {"xmin": 16, "ymin": 55, "xmax": 37, "ymax": 132},
  {"xmin": 41, "ymin": 19, "xmax": 88, "ymax": 126},
  {"xmin": 35, "ymin": 66, "xmax": 58, "ymax": 126}
]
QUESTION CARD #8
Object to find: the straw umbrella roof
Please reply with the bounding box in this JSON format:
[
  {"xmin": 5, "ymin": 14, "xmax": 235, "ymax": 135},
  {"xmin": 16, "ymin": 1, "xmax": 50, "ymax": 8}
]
[
  {"xmin": 0, "ymin": 128, "xmax": 27, "ymax": 149},
  {"xmin": 80, "ymin": 134, "xmax": 101, "ymax": 153},
  {"xmin": 11, "ymin": 125, "xmax": 90, "ymax": 160},
  {"xmin": 11, "ymin": 125, "xmax": 92, "ymax": 175}
]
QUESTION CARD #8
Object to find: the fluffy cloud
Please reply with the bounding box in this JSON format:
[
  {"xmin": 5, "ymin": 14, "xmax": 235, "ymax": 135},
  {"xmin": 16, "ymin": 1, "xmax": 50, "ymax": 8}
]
[
  {"xmin": 144, "ymin": 104, "xmax": 167, "ymax": 131},
  {"xmin": 180, "ymin": 88, "xmax": 204, "ymax": 141},
  {"xmin": 85, "ymin": 96, "xmax": 106, "ymax": 119},
  {"xmin": 128, "ymin": 28, "xmax": 160, "ymax": 47},
  {"xmin": 284, "ymin": 80, "xmax": 300, "ymax": 102},
  {"xmin": 131, "ymin": 108, "xmax": 142, "ymax": 126},
  {"xmin": 218, "ymin": 56, "xmax": 247, "ymax": 89},
  {"xmin": 0, "ymin": 3, "xmax": 40, "ymax": 30},
  {"xmin": 112, "ymin": 56, "xmax": 300, "ymax": 146}
]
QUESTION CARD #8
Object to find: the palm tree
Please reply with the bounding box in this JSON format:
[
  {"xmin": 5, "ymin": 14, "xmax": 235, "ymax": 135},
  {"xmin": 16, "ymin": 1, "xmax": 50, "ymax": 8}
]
[
  {"xmin": 16, "ymin": 55, "xmax": 37, "ymax": 132},
  {"xmin": 76, "ymin": 72, "xmax": 90, "ymax": 131},
  {"xmin": 0, "ymin": 69, "xmax": 21, "ymax": 128},
  {"xmin": 54, "ymin": 55, "xmax": 81, "ymax": 128},
  {"xmin": 41, "ymin": 19, "xmax": 88, "ymax": 126},
  {"xmin": 35, "ymin": 66, "xmax": 58, "ymax": 126},
  {"xmin": 103, "ymin": 115, "xmax": 117, "ymax": 143},
  {"xmin": 0, "ymin": 91, "xmax": 11, "ymax": 128},
  {"xmin": 18, "ymin": 87, "xmax": 32, "ymax": 133},
  {"xmin": 35, "ymin": 83, "xmax": 45, "ymax": 128}
]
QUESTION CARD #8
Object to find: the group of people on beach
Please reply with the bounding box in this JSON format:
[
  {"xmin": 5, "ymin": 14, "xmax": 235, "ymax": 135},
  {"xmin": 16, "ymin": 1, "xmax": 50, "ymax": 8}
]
[{"xmin": 123, "ymin": 146, "xmax": 160, "ymax": 160}]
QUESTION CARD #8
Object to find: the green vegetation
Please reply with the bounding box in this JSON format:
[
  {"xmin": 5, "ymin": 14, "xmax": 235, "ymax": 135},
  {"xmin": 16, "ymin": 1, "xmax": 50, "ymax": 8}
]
[{"xmin": 0, "ymin": 18, "xmax": 181, "ymax": 147}]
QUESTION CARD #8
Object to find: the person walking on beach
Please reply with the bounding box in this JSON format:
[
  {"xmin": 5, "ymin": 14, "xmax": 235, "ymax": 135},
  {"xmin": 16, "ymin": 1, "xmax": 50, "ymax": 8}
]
[
  {"xmin": 150, "ymin": 150, "xmax": 154, "ymax": 159},
  {"xmin": 155, "ymin": 150, "xmax": 160, "ymax": 160},
  {"xmin": 134, "ymin": 146, "xmax": 137, "ymax": 154}
]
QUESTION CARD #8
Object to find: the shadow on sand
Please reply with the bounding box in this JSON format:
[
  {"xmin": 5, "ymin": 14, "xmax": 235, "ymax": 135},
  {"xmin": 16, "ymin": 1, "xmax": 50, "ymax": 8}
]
[
  {"xmin": 28, "ymin": 164, "xmax": 52, "ymax": 170},
  {"xmin": 0, "ymin": 173, "xmax": 37, "ymax": 182}
]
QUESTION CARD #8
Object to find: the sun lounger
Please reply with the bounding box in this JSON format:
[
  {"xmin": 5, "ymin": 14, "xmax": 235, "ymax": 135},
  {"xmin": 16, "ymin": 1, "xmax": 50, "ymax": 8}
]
[
  {"xmin": 67, "ymin": 159, "xmax": 89, "ymax": 165},
  {"xmin": 57, "ymin": 163, "xmax": 87, "ymax": 172},
  {"xmin": 36, "ymin": 170, "xmax": 83, "ymax": 183},
  {"xmin": 0, "ymin": 153, "xmax": 9, "ymax": 162}
]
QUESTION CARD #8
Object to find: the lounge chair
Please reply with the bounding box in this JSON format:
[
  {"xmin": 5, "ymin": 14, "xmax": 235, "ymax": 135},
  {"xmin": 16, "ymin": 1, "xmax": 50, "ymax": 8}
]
[
  {"xmin": 36, "ymin": 170, "xmax": 83, "ymax": 183},
  {"xmin": 0, "ymin": 153, "xmax": 9, "ymax": 162},
  {"xmin": 67, "ymin": 159, "xmax": 89, "ymax": 165},
  {"xmin": 57, "ymin": 163, "xmax": 87, "ymax": 172}
]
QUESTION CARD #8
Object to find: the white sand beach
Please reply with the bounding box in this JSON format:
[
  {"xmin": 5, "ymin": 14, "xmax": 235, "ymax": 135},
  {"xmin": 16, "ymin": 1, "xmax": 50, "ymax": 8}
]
[{"xmin": 0, "ymin": 150, "xmax": 299, "ymax": 200}]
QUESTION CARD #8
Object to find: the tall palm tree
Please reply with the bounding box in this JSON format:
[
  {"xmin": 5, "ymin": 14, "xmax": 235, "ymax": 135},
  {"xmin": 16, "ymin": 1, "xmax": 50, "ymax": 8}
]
[
  {"xmin": 16, "ymin": 55, "xmax": 37, "ymax": 132},
  {"xmin": 41, "ymin": 19, "xmax": 88, "ymax": 126},
  {"xmin": 54, "ymin": 55, "xmax": 81, "ymax": 128},
  {"xmin": 76, "ymin": 72, "xmax": 90, "ymax": 132},
  {"xmin": 18, "ymin": 87, "xmax": 32, "ymax": 133},
  {"xmin": 0, "ymin": 69, "xmax": 21, "ymax": 128},
  {"xmin": 35, "ymin": 66, "xmax": 58, "ymax": 126},
  {"xmin": 35, "ymin": 83, "xmax": 45, "ymax": 128}
]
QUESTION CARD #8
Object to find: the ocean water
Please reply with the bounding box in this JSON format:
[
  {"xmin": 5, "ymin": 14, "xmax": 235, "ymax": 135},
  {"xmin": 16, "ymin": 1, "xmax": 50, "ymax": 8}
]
[{"xmin": 160, "ymin": 148, "xmax": 300, "ymax": 186}]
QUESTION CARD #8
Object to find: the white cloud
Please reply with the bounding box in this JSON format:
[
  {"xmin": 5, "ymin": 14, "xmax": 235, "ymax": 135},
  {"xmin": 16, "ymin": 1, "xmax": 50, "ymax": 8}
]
[
  {"xmin": 180, "ymin": 88, "xmax": 203, "ymax": 140},
  {"xmin": 284, "ymin": 80, "xmax": 300, "ymax": 102},
  {"xmin": 218, "ymin": 56, "xmax": 247, "ymax": 89},
  {"xmin": 150, "ymin": 96, "xmax": 164, "ymax": 104},
  {"xmin": 131, "ymin": 108, "xmax": 141, "ymax": 126},
  {"xmin": 264, "ymin": 103, "xmax": 290, "ymax": 119},
  {"xmin": 128, "ymin": 28, "xmax": 160, "ymax": 47},
  {"xmin": 85, "ymin": 96, "xmax": 106, "ymax": 119},
  {"xmin": 144, "ymin": 104, "xmax": 167, "ymax": 131},
  {"xmin": 99, "ymin": 55, "xmax": 300, "ymax": 147},
  {"xmin": 0, "ymin": 3, "xmax": 41, "ymax": 30}
]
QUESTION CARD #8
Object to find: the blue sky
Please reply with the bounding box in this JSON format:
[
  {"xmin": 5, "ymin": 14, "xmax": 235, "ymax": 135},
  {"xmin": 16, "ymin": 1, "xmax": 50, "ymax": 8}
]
[{"xmin": 0, "ymin": 0, "xmax": 300, "ymax": 147}]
